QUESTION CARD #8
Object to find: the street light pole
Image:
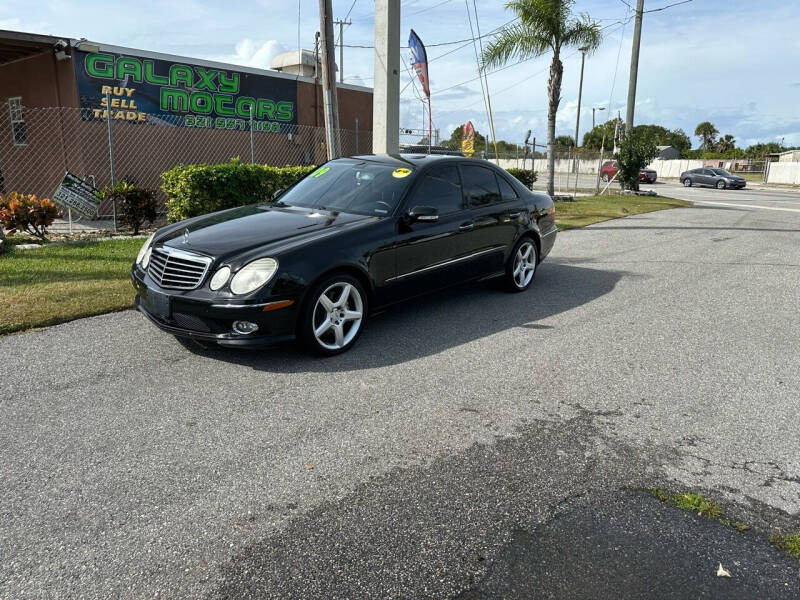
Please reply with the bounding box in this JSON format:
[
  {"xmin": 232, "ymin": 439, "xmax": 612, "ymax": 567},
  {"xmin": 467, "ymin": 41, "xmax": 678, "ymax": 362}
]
[{"xmin": 592, "ymin": 106, "xmax": 605, "ymax": 130}]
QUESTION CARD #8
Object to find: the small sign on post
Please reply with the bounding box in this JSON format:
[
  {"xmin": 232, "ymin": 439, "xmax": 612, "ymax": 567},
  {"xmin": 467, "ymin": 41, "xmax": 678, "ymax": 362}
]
[{"xmin": 52, "ymin": 172, "xmax": 99, "ymax": 219}]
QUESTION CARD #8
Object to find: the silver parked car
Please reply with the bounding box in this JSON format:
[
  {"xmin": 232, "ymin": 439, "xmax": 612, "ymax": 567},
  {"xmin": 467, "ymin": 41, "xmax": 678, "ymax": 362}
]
[{"xmin": 680, "ymin": 168, "xmax": 746, "ymax": 189}]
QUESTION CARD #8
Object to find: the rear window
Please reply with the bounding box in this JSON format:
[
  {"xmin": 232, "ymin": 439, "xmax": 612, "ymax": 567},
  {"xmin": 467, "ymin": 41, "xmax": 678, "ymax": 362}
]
[
  {"xmin": 271, "ymin": 160, "xmax": 413, "ymax": 216},
  {"xmin": 461, "ymin": 164, "xmax": 501, "ymax": 207},
  {"xmin": 496, "ymin": 174, "xmax": 518, "ymax": 201}
]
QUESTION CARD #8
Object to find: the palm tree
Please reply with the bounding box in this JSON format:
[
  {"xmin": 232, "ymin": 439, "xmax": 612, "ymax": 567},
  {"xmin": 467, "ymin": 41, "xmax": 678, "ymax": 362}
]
[
  {"xmin": 694, "ymin": 121, "xmax": 719, "ymax": 151},
  {"xmin": 716, "ymin": 134, "xmax": 736, "ymax": 154},
  {"xmin": 480, "ymin": 0, "xmax": 602, "ymax": 197}
]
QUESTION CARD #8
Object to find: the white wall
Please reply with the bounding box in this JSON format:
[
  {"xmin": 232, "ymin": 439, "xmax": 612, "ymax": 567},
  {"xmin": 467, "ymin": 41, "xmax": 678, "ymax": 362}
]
[
  {"xmin": 766, "ymin": 161, "xmax": 800, "ymax": 184},
  {"xmin": 497, "ymin": 158, "xmax": 601, "ymax": 173},
  {"xmin": 646, "ymin": 159, "xmax": 704, "ymax": 178},
  {"xmin": 497, "ymin": 157, "xmax": 706, "ymax": 177}
]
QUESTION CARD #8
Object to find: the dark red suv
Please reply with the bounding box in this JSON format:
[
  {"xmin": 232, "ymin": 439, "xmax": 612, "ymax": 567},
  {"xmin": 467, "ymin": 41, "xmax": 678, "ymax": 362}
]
[{"xmin": 600, "ymin": 160, "xmax": 657, "ymax": 184}]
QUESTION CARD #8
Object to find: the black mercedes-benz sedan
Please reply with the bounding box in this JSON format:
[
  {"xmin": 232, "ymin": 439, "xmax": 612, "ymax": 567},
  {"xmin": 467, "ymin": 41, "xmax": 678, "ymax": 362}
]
[{"xmin": 131, "ymin": 154, "xmax": 557, "ymax": 355}]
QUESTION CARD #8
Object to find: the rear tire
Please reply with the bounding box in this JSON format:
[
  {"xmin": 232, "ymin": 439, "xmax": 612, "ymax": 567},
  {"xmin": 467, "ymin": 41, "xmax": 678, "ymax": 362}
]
[
  {"xmin": 298, "ymin": 274, "xmax": 367, "ymax": 356},
  {"xmin": 505, "ymin": 237, "xmax": 537, "ymax": 292},
  {"xmin": 682, "ymin": 178, "xmax": 692, "ymax": 187},
  {"xmin": 601, "ymin": 173, "xmax": 610, "ymax": 182}
]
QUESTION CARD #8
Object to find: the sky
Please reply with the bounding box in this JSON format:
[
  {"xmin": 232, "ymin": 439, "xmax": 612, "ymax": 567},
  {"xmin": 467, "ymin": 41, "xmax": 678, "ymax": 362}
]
[{"xmin": 3, "ymin": 0, "xmax": 799, "ymax": 149}]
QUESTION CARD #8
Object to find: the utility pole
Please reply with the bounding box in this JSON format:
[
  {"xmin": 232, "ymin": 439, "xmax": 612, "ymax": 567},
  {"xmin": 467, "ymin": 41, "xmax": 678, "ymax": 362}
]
[
  {"xmin": 319, "ymin": 0, "xmax": 340, "ymax": 159},
  {"xmin": 334, "ymin": 18, "xmax": 351, "ymax": 83},
  {"xmin": 372, "ymin": 0, "xmax": 400, "ymax": 154},
  {"xmin": 625, "ymin": 0, "xmax": 644, "ymax": 133},
  {"xmin": 573, "ymin": 47, "xmax": 588, "ymax": 175}
]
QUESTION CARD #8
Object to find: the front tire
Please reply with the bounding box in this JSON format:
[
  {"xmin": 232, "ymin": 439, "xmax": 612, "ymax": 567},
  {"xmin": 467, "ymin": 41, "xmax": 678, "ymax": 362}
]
[
  {"xmin": 601, "ymin": 173, "xmax": 610, "ymax": 182},
  {"xmin": 505, "ymin": 238, "xmax": 537, "ymax": 292},
  {"xmin": 298, "ymin": 274, "xmax": 367, "ymax": 355},
  {"xmin": 682, "ymin": 178, "xmax": 692, "ymax": 187},
  {"xmin": 716, "ymin": 180, "xmax": 726, "ymax": 189}
]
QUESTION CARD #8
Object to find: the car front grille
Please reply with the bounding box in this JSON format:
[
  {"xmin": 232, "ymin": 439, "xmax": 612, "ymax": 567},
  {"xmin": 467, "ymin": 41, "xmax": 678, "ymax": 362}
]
[{"xmin": 148, "ymin": 247, "xmax": 212, "ymax": 290}]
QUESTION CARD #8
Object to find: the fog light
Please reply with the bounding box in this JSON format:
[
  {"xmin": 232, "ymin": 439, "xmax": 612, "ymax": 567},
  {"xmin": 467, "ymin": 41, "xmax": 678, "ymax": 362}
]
[{"xmin": 232, "ymin": 320, "xmax": 259, "ymax": 335}]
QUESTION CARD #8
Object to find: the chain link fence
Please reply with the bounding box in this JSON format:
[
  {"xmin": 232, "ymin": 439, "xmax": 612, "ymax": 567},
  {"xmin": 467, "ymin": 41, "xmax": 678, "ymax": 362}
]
[{"xmin": 0, "ymin": 104, "xmax": 372, "ymax": 219}]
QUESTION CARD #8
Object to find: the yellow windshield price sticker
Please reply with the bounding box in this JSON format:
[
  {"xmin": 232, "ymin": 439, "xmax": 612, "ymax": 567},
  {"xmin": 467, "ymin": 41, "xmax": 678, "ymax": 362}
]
[
  {"xmin": 392, "ymin": 167, "xmax": 412, "ymax": 178},
  {"xmin": 311, "ymin": 166, "xmax": 330, "ymax": 178}
]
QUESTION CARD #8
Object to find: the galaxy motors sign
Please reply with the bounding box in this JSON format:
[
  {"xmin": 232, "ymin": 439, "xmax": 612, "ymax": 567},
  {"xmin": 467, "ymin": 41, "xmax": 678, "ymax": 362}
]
[{"xmin": 73, "ymin": 49, "xmax": 298, "ymax": 131}]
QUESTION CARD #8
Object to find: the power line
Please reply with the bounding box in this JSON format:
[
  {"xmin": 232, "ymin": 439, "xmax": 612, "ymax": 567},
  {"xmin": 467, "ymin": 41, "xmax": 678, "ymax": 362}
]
[
  {"xmin": 464, "ymin": 0, "xmax": 492, "ymax": 141},
  {"xmin": 470, "ymin": 0, "xmax": 499, "ymax": 159},
  {"xmin": 336, "ymin": 0, "xmax": 357, "ymax": 43},
  {"xmin": 342, "ymin": 18, "xmax": 520, "ymax": 49},
  {"xmin": 406, "ymin": 0, "xmax": 455, "ymax": 17},
  {"xmin": 645, "ymin": 0, "xmax": 694, "ymax": 12},
  {"xmin": 431, "ymin": 17, "xmax": 630, "ymax": 101}
]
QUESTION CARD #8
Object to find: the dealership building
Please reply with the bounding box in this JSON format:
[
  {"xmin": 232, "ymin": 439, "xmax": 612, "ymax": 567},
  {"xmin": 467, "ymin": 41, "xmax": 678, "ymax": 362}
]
[{"xmin": 0, "ymin": 29, "xmax": 373, "ymax": 205}]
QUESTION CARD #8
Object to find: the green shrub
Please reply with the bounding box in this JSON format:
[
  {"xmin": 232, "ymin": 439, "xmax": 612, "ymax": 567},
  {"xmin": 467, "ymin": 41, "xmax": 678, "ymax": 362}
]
[
  {"xmin": 506, "ymin": 168, "xmax": 537, "ymax": 189},
  {"xmin": 615, "ymin": 132, "xmax": 659, "ymax": 190},
  {"xmin": 97, "ymin": 181, "xmax": 157, "ymax": 234},
  {"xmin": 162, "ymin": 158, "xmax": 316, "ymax": 222},
  {"xmin": 0, "ymin": 192, "xmax": 61, "ymax": 240}
]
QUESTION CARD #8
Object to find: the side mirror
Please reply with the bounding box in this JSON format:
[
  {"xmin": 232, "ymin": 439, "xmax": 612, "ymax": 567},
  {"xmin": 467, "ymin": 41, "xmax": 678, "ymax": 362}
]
[{"xmin": 406, "ymin": 205, "xmax": 439, "ymax": 223}]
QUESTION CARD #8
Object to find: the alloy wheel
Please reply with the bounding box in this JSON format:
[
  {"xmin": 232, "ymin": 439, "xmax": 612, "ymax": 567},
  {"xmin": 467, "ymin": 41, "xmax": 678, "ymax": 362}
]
[
  {"xmin": 683, "ymin": 178, "xmax": 692, "ymax": 187},
  {"xmin": 312, "ymin": 282, "xmax": 364, "ymax": 351},
  {"xmin": 513, "ymin": 241, "xmax": 536, "ymax": 289}
]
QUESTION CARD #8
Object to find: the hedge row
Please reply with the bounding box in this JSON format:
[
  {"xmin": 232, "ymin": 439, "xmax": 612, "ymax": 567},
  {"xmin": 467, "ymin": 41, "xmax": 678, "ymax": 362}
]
[
  {"xmin": 162, "ymin": 159, "xmax": 316, "ymax": 222},
  {"xmin": 505, "ymin": 168, "xmax": 537, "ymax": 189},
  {"xmin": 161, "ymin": 160, "xmax": 538, "ymax": 223}
]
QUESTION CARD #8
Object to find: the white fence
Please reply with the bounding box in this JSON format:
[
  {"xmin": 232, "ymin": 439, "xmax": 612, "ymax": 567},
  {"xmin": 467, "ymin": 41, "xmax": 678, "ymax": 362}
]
[
  {"xmin": 497, "ymin": 157, "xmax": 797, "ymax": 184},
  {"xmin": 498, "ymin": 157, "xmax": 704, "ymax": 177}
]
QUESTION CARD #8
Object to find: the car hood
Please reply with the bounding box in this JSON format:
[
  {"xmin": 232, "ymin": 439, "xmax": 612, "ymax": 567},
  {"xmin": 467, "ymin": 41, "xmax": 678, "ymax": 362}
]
[{"xmin": 157, "ymin": 204, "xmax": 376, "ymax": 259}]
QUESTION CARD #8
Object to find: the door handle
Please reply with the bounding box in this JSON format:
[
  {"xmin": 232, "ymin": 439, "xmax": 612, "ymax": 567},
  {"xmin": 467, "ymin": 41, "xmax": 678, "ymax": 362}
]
[
  {"xmin": 508, "ymin": 212, "xmax": 521, "ymax": 219},
  {"xmin": 459, "ymin": 222, "xmax": 474, "ymax": 231}
]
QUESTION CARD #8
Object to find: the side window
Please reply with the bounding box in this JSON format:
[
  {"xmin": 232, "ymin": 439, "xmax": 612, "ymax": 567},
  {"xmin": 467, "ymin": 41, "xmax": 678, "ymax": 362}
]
[
  {"xmin": 461, "ymin": 164, "xmax": 500, "ymax": 207},
  {"xmin": 8, "ymin": 97, "xmax": 27, "ymax": 146},
  {"xmin": 496, "ymin": 174, "xmax": 518, "ymax": 202},
  {"xmin": 411, "ymin": 165, "xmax": 464, "ymax": 215}
]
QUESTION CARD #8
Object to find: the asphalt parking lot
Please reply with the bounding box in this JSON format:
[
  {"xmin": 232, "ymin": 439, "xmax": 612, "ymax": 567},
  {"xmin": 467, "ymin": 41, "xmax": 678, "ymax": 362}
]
[{"xmin": 2, "ymin": 188, "xmax": 799, "ymax": 598}]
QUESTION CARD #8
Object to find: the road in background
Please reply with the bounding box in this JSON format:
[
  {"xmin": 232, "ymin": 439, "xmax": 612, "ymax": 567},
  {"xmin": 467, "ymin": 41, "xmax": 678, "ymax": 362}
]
[{"xmin": 2, "ymin": 196, "xmax": 799, "ymax": 598}]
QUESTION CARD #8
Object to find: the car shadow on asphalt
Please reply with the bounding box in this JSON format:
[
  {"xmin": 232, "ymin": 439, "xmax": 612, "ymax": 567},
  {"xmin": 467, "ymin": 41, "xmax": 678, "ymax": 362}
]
[{"xmin": 179, "ymin": 262, "xmax": 628, "ymax": 372}]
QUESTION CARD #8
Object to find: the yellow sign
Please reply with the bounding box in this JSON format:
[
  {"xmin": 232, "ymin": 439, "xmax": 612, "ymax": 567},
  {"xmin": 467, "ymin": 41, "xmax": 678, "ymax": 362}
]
[
  {"xmin": 392, "ymin": 168, "xmax": 412, "ymax": 178},
  {"xmin": 461, "ymin": 121, "xmax": 475, "ymax": 157}
]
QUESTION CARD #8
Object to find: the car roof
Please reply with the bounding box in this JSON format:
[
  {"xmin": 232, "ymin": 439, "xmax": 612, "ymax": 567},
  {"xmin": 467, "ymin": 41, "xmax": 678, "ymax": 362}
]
[{"xmin": 345, "ymin": 153, "xmax": 489, "ymax": 168}]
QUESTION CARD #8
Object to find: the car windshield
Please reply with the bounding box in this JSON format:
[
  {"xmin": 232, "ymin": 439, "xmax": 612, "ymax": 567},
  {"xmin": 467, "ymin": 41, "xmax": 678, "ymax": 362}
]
[
  {"xmin": 712, "ymin": 168, "xmax": 733, "ymax": 176},
  {"xmin": 269, "ymin": 160, "xmax": 413, "ymax": 216}
]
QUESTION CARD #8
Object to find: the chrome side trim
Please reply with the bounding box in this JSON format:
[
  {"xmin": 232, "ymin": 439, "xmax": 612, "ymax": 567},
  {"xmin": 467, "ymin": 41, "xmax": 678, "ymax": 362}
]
[
  {"xmin": 210, "ymin": 301, "xmax": 274, "ymax": 309},
  {"xmin": 386, "ymin": 246, "xmax": 502, "ymax": 283},
  {"xmin": 541, "ymin": 227, "xmax": 558, "ymax": 238}
]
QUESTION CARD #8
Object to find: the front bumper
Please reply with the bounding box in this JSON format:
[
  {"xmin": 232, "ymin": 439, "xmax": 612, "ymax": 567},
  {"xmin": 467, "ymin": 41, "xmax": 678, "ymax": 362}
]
[{"xmin": 131, "ymin": 269, "xmax": 299, "ymax": 348}]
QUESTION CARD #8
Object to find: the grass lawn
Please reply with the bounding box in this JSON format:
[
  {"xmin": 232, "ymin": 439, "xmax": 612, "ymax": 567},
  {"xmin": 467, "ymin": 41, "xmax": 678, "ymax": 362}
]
[
  {"xmin": 0, "ymin": 238, "xmax": 141, "ymax": 335},
  {"xmin": 555, "ymin": 193, "xmax": 691, "ymax": 231}
]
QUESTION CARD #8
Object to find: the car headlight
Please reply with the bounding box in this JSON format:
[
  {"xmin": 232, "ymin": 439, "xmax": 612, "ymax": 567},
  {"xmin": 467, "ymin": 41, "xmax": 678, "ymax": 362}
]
[
  {"xmin": 230, "ymin": 258, "xmax": 278, "ymax": 295},
  {"xmin": 209, "ymin": 266, "xmax": 231, "ymax": 291},
  {"xmin": 136, "ymin": 233, "xmax": 155, "ymax": 267}
]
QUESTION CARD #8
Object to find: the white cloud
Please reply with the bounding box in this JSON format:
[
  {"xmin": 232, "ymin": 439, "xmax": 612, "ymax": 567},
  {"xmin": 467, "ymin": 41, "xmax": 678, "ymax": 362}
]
[{"xmin": 213, "ymin": 39, "xmax": 287, "ymax": 70}]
